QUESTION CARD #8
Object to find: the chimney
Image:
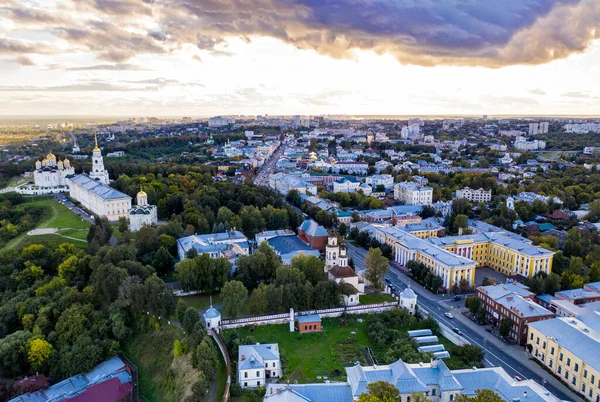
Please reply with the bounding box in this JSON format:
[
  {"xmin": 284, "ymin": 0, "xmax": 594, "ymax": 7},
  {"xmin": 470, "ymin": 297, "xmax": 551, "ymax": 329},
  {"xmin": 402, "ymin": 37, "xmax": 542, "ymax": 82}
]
[
  {"xmin": 241, "ymin": 355, "xmax": 246, "ymax": 361},
  {"xmin": 523, "ymin": 391, "xmax": 528, "ymax": 398},
  {"xmin": 276, "ymin": 389, "xmax": 280, "ymax": 394}
]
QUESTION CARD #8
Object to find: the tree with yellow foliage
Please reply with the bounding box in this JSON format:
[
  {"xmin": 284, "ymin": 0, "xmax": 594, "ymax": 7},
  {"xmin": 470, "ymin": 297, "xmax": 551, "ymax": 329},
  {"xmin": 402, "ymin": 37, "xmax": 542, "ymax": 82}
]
[{"xmin": 28, "ymin": 338, "xmax": 53, "ymax": 372}]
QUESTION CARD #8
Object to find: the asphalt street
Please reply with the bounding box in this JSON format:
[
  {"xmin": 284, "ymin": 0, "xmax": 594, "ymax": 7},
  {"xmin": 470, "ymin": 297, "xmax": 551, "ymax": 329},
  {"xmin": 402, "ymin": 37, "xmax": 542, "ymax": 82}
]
[{"xmin": 347, "ymin": 242, "xmax": 579, "ymax": 402}]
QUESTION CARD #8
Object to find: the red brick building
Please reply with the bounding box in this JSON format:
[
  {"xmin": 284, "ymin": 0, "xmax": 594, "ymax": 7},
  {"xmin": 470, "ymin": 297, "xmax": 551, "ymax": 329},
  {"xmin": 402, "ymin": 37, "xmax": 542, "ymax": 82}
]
[
  {"xmin": 477, "ymin": 283, "xmax": 553, "ymax": 345},
  {"xmin": 297, "ymin": 220, "xmax": 328, "ymax": 251},
  {"xmin": 297, "ymin": 314, "xmax": 322, "ymax": 333}
]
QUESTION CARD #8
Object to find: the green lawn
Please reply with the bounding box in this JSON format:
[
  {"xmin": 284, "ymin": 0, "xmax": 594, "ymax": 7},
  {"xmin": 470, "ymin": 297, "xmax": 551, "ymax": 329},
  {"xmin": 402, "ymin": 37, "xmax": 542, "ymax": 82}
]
[
  {"xmin": 15, "ymin": 234, "xmax": 88, "ymax": 249},
  {"xmin": 2, "ymin": 197, "xmax": 91, "ymax": 251},
  {"xmin": 224, "ymin": 316, "xmax": 370, "ymax": 383},
  {"xmin": 30, "ymin": 199, "xmax": 90, "ymax": 229},
  {"xmin": 359, "ymin": 293, "xmax": 395, "ymax": 304},
  {"xmin": 58, "ymin": 228, "xmax": 89, "ymax": 240},
  {"xmin": 181, "ymin": 294, "xmax": 222, "ymax": 312}
]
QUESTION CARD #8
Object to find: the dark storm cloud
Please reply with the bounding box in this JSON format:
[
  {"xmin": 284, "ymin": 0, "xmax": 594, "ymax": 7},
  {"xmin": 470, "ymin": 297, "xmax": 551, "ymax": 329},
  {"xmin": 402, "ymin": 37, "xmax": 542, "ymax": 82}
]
[{"xmin": 2, "ymin": 0, "xmax": 599, "ymax": 67}]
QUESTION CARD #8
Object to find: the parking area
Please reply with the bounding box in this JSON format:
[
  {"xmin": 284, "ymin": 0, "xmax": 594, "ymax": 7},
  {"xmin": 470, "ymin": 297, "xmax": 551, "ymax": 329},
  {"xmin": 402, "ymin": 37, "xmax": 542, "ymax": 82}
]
[{"xmin": 474, "ymin": 266, "xmax": 508, "ymax": 286}]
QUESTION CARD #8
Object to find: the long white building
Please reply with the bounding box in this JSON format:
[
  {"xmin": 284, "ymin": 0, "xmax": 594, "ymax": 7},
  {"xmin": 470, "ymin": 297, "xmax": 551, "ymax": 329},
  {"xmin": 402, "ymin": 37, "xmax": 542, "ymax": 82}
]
[
  {"xmin": 394, "ymin": 182, "xmax": 433, "ymax": 205},
  {"xmin": 67, "ymin": 137, "xmax": 131, "ymax": 222},
  {"xmin": 456, "ymin": 187, "xmax": 492, "ymax": 203}
]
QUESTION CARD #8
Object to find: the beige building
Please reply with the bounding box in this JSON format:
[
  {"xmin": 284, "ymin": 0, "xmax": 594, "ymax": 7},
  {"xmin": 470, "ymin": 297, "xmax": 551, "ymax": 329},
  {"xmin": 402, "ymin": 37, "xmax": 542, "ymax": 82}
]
[{"xmin": 528, "ymin": 302, "xmax": 600, "ymax": 401}]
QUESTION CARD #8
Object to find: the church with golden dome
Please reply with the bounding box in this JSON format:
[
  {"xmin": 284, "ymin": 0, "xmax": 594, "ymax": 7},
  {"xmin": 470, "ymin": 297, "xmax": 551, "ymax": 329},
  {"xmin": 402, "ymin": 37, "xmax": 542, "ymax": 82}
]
[
  {"xmin": 129, "ymin": 185, "xmax": 158, "ymax": 232},
  {"xmin": 33, "ymin": 152, "xmax": 75, "ymax": 189}
]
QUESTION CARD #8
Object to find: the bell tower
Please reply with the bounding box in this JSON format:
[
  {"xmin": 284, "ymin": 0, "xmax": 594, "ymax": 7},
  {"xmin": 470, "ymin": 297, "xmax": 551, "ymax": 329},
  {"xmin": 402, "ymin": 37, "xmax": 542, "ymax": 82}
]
[{"xmin": 88, "ymin": 133, "xmax": 110, "ymax": 184}]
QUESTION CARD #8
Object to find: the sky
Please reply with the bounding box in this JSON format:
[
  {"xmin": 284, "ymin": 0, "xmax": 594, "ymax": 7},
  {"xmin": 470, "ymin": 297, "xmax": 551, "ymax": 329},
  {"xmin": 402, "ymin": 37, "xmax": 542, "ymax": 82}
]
[{"xmin": 0, "ymin": 0, "xmax": 599, "ymax": 117}]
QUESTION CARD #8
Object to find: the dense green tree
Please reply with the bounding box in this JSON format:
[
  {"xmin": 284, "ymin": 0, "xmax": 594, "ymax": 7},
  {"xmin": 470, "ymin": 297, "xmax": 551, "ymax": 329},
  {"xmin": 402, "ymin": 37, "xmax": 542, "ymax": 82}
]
[
  {"xmin": 220, "ymin": 281, "xmax": 248, "ymax": 319},
  {"xmin": 365, "ymin": 248, "xmax": 388, "ymax": 290}
]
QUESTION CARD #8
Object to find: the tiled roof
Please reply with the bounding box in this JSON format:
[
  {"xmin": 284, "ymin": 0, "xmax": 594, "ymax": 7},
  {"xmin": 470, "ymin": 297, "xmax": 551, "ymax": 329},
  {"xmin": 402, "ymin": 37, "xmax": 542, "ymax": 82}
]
[{"xmin": 328, "ymin": 265, "xmax": 358, "ymax": 279}]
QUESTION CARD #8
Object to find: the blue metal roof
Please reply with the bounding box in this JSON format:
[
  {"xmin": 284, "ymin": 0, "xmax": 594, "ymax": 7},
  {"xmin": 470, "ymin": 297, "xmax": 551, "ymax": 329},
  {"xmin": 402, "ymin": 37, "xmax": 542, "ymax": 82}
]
[
  {"xmin": 265, "ymin": 383, "xmax": 353, "ymax": 402},
  {"xmin": 297, "ymin": 314, "xmax": 321, "ymax": 323},
  {"xmin": 69, "ymin": 174, "xmax": 130, "ymax": 200},
  {"xmin": 268, "ymin": 235, "xmax": 315, "ymax": 255}
]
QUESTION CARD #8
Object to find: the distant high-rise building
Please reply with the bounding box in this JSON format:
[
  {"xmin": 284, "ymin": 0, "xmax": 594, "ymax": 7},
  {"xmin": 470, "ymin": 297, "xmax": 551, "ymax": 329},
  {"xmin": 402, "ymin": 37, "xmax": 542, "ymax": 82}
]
[
  {"xmin": 539, "ymin": 121, "xmax": 549, "ymax": 134},
  {"xmin": 529, "ymin": 122, "xmax": 539, "ymax": 135}
]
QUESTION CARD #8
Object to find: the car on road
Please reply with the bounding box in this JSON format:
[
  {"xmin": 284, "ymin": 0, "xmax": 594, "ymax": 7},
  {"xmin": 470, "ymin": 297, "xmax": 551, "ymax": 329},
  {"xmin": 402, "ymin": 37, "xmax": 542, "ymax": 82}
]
[
  {"xmin": 514, "ymin": 376, "xmax": 523, "ymax": 381},
  {"xmin": 445, "ymin": 312, "xmax": 454, "ymax": 319},
  {"xmin": 453, "ymin": 295, "xmax": 462, "ymax": 301},
  {"xmin": 452, "ymin": 327, "xmax": 462, "ymax": 335}
]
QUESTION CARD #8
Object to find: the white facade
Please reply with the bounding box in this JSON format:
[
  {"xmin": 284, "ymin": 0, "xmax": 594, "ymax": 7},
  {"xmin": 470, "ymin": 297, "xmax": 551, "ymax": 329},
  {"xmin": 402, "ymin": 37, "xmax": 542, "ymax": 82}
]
[
  {"xmin": 514, "ymin": 136, "xmax": 546, "ymax": 151},
  {"xmin": 68, "ymin": 175, "xmax": 132, "ymax": 222},
  {"xmin": 67, "ymin": 142, "xmax": 131, "ymax": 222},
  {"xmin": 89, "ymin": 135, "xmax": 110, "ymax": 184},
  {"xmin": 269, "ymin": 173, "xmax": 317, "ymax": 196},
  {"xmin": 33, "ymin": 153, "xmax": 74, "ymax": 188},
  {"xmin": 455, "ymin": 187, "xmax": 492, "ymax": 203},
  {"xmin": 332, "ymin": 178, "xmax": 360, "ymax": 193},
  {"xmin": 528, "ymin": 122, "xmax": 539, "ymax": 135},
  {"xmin": 208, "ymin": 116, "xmax": 236, "ymax": 127},
  {"xmin": 129, "ymin": 187, "xmax": 158, "ymax": 232},
  {"xmin": 394, "ymin": 182, "xmax": 433, "ymax": 205},
  {"xmin": 332, "ymin": 162, "xmax": 368, "ymax": 174},
  {"xmin": 365, "ymin": 174, "xmax": 394, "ymax": 190},
  {"xmin": 564, "ymin": 123, "xmax": 600, "ymax": 134},
  {"xmin": 238, "ymin": 343, "xmax": 281, "ymax": 389},
  {"xmin": 400, "ymin": 286, "xmax": 417, "ymax": 315}
]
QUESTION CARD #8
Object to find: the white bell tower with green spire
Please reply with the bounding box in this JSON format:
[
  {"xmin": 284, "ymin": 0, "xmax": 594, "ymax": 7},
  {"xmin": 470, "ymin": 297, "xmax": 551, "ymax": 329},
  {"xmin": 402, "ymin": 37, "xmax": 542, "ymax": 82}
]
[{"xmin": 89, "ymin": 133, "xmax": 110, "ymax": 184}]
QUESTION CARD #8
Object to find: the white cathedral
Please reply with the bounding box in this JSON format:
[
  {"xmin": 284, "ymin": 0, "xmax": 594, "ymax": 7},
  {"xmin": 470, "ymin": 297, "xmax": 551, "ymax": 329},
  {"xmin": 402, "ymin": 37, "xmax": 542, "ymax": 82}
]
[
  {"xmin": 33, "ymin": 152, "xmax": 74, "ymax": 189},
  {"xmin": 324, "ymin": 233, "xmax": 365, "ymax": 306}
]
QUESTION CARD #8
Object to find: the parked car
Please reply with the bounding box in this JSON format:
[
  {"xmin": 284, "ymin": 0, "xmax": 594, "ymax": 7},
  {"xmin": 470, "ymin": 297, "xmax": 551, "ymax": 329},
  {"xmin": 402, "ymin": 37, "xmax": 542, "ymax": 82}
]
[
  {"xmin": 445, "ymin": 312, "xmax": 454, "ymax": 319},
  {"xmin": 454, "ymin": 295, "xmax": 462, "ymax": 301},
  {"xmin": 384, "ymin": 278, "xmax": 390, "ymax": 283}
]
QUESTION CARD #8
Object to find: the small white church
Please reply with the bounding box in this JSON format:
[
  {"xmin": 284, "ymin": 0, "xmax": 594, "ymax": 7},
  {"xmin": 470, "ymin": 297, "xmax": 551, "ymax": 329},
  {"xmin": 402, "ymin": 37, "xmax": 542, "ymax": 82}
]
[
  {"xmin": 129, "ymin": 185, "xmax": 158, "ymax": 232},
  {"xmin": 324, "ymin": 232, "xmax": 365, "ymax": 306}
]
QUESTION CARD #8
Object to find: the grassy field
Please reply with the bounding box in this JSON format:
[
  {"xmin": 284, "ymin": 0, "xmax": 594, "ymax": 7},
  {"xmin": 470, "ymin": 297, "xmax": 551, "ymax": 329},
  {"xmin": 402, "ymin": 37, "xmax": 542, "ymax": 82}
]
[
  {"xmin": 181, "ymin": 294, "xmax": 223, "ymax": 312},
  {"xmin": 359, "ymin": 293, "xmax": 395, "ymax": 304},
  {"xmin": 224, "ymin": 315, "xmax": 467, "ymax": 384},
  {"xmin": 2, "ymin": 197, "xmax": 91, "ymax": 250},
  {"xmin": 224, "ymin": 316, "xmax": 371, "ymax": 383}
]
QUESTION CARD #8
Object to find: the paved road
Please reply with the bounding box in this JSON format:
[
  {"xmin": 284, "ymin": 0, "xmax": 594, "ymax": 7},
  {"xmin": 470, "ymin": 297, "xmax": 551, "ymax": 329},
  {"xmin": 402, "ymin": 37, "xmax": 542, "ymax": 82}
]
[
  {"xmin": 254, "ymin": 142, "xmax": 286, "ymax": 187},
  {"xmin": 347, "ymin": 242, "xmax": 581, "ymax": 402}
]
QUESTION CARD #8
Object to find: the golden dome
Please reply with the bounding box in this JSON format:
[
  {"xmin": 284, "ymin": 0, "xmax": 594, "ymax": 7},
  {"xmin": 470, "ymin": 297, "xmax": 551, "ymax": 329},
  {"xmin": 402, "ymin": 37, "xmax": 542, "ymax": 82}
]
[
  {"xmin": 93, "ymin": 133, "xmax": 100, "ymax": 152},
  {"xmin": 46, "ymin": 152, "xmax": 56, "ymax": 160},
  {"xmin": 57, "ymin": 160, "xmax": 64, "ymax": 165},
  {"xmin": 137, "ymin": 184, "xmax": 147, "ymax": 198}
]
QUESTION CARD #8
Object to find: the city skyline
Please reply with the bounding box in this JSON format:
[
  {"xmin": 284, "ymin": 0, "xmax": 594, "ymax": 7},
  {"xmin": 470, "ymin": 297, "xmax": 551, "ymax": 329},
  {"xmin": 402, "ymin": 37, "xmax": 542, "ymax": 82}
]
[{"xmin": 1, "ymin": 0, "xmax": 599, "ymax": 116}]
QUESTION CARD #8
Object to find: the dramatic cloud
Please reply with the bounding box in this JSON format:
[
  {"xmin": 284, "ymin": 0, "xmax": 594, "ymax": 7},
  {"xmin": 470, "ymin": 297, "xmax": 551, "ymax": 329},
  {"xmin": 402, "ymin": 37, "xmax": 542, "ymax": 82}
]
[
  {"xmin": 0, "ymin": 81, "xmax": 158, "ymax": 92},
  {"xmin": 1, "ymin": 0, "xmax": 599, "ymax": 67},
  {"xmin": 63, "ymin": 63, "xmax": 147, "ymax": 71}
]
